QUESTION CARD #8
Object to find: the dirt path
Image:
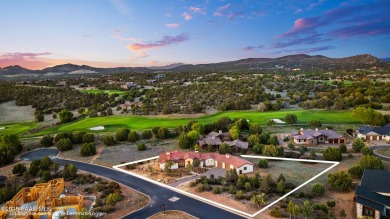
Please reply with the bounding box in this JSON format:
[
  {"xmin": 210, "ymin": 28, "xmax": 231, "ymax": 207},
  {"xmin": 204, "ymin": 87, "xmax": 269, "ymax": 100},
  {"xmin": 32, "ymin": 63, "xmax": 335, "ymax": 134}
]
[{"xmin": 90, "ymin": 147, "xmax": 104, "ymax": 163}]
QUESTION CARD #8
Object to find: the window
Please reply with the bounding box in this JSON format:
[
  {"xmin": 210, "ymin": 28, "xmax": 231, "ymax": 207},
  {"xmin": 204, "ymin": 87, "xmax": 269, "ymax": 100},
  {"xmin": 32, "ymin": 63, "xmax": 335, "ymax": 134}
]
[{"xmin": 244, "ymin": 167, "xmax": 247, "ymax": 170}]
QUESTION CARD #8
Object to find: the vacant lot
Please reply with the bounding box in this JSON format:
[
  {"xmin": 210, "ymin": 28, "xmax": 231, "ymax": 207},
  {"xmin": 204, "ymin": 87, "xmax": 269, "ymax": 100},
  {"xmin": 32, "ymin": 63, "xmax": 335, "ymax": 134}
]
[
  {"xmin": 34, "ymin": 109, "xmax": 359, "ymax": 136},
  {"xmin": 0, "ymin": 101, "xmax": 35, "ymax": 123},
  {"xmin": 148, "ymin": 210, "xmax": 198, "ymax": 219}
]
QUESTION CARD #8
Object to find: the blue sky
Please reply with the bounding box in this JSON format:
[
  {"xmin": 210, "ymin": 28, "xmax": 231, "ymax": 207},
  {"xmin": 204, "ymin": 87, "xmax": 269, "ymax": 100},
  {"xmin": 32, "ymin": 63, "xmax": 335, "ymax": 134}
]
[{"xmin": 0, "ymin": 0, "xmax": 389, "ymax": 69}]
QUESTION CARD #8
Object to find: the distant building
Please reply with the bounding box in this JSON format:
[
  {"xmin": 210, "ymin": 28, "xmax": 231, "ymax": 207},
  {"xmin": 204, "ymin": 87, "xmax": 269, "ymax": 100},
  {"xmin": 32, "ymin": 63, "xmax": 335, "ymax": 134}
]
[
  {"xmin": 158, "ymin": 151, "xmax": 253, "ymax": 174},
  {"xmin": 125, "ymin": 82, "xmax": 137, "ymax": 89},
  {"xmin": 155, "ymin": 74, "xmax": 166, "ymax": 79},
  {"xmin": 292, "ymin": 128, "xmax": 346, "ymax": 145},
  {"xmin": 356, "ymin": 124, "xmax": 390, "ymax": 141},
  {"xmin": 355, "ymin": 169, "xmax": 390, "ymax": 219}
]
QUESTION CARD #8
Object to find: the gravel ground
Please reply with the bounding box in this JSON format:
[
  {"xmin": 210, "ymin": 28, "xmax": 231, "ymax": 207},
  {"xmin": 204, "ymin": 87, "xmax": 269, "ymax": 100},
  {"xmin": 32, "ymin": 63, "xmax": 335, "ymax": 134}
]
[{"xmin": 93, "ymin": 139, "xmax": 179, "ymax": 166}]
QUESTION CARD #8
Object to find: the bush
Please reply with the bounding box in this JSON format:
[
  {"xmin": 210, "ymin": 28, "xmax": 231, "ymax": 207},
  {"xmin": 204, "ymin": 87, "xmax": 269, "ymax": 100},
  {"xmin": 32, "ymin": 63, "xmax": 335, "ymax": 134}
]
[
  {"xmin": 339, "ymin": 144, "xmax": 347, "ymax": 153},
  {"xmin": 359, "ymin": 155, "xmax": 384, "ymax": 170},
  {"xmin": 137, "ymin": 143, "xmax": 147, "ymax": 151},
  {"xmin": 352, "ymin": 138, "xmax": 365, "ymax": 152},
  {"xmin": 219, "ymin": 143, "xmax": 233, "ymax": 154},
  {"xmin": 284, "ymin": 114, "xmax": 297, "ymax": 125},
  {"xmin": 258, "ymin": 159, "xmax": 269, "ymax": 168},
  {"xmin": 103, "ymin": 135, "xmax": 116, "ymax": 146},
  {"xmin": 157, "ymin": 128, "xmax": 170, "ymax": 139},
  {"xmin": 115, "ymin": 128, "xmax": 130, "ymax": 141},
  {"xmin": 63, "ymin": 163, "xmax": 78, "ymax": 180},
  {"xmin": 327, "ymin": 171, "xmax": 352, "ymax": 191},
  {"xmin": 54, "ymin": 132, "xmax": 73, "ymax": 142},
  {"xmin": 105, "ymin": 192, "xmax": 123, "ymax": 206},
  {"xmin": 323, "ymin": 147, "xmax": 342, "ymax": 161},
  {"xmin": 80, "ymin": 143, "xmax": 96, "ymax": 157},
  {"xmin": 56, "ymin": 138, "xmax": 73, "ymax": 151},
  {"xmin": 71, "ymin": 131, "xmax": 86, "ymax": 144},
  {"xmin": 142, "ymin": 130, "xmax": 152, "ymax": 139},
  {"xmin": 311, "ymin": 183, "xmax": 325, "ymax": 196},
  {"xmin": 40, "ymin": 135, "xmax": 53, "ymax": 147},
  {"xmin": 348, "ymin": 165, "xmax": 364, "ymax": 178},
  {"xmin": 263, "ymin": 145, "xmax": 278, "ymax": 157},
  {"xmin": 12, "ymin": 163, "xmax": 27, "ymax": 176},
  {"xmin": 269, "ymin": 207, "xmax": 282, "ymax": 218},
  {"xmin": 360, "ymin": 146, "xmax": 373, "ymax": 155},
  {"xmin": 127, "ymin": 131, "xmax": 139, "ymax": 142},
  {"xmin": 288, "ymin": 143, "xmax": 295, "ymax": 150},
  {"xmin": 42, "ymin": 171, "xmax": 51, "ymax": 182},
  {"xmin": 235, "ymin": 190, "xmax": 244, "ymax": 200},
  {"xmin": 58, "ymin": 110, "xmax": 74, "ymax": 123},
  {"xmin": 212, "ymin": 186, "xmax": 221, "ymax": 194},
  {"xmin": 82, "ymin": 134, "xmax": 94, "ymax": 144},
  {"xmin": 252, "ymin": 144, "xmax": 263, "ymax": 154}
]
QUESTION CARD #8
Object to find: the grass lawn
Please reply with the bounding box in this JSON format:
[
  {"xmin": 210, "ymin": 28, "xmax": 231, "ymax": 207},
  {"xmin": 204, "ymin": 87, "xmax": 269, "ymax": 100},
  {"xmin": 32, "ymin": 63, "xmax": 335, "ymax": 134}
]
[
  {"xmin": 78, "ymin": 89, "xmax": 128, "ymax": 96},
  {"xmin": 0, "ymin": 122, "xmax": 39, "ymax": 135},
  {"xmin": 32, "ymin": 109, "xmax": 359, "ymax": 136},
  {"xmin": 308, "ymin": 80, "xmax": 353, "ymax": 85}
]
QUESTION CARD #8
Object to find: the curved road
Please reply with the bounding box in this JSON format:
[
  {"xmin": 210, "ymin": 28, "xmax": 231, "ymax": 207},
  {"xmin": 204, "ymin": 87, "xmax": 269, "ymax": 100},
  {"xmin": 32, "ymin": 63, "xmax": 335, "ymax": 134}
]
[
  {"xmin": 370, "ymin": 145, "xmax": 390, "ymax": 161},
  {"xmin": 19, "ymin": 149, "xmax": 245, "ymax": 219}
]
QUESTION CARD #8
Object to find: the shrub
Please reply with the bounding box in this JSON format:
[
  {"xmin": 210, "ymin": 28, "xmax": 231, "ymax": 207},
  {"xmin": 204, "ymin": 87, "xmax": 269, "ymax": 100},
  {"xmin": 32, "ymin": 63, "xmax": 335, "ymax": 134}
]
[
  {"xmin": 115, "ymin": 128, "xmax": 130, "ymax": 141},
  {"xmin": 327, "ymin": 171, "xmax": 352, "ymax": 191},
  {"xmin": 359, "ymin": 155, "xmax": 384, "ymax": 170},
  {"xmin": 195, "ymin": 184, "xmax": 205, "ymax": 192},
  {"xmin": 157, "ymin": 128, "xmax": 170, "ymax": 139},
  {"xmin": 137, "ymin": 143, "xmax": 147, "ymax": 151},
  {"xmin": 262, "ymin": 145, "xmax": 278, "ymax": 157},
  {"xmin": 269, "ymin": 207, "xmax": 282, "ymax": 218},
  {"xmin": 40, "ymin": 135, "xmax": 53, "ymax": 147},
  {"xmin": 339, "ymin": 209, "xmax": 347, "ymax": 217},
  {"xmin": 42, "ymin": 171, "xmax": 51, "ymax": 182},
  {"xmin": 56, "ymin": 138, "xmax": 72, "ymax": 151},
  {"xmin": 12, "ymin": 163, "xmax": 27, "ymax": 176},
  {"xmin": 71, "ymin": 131, "xmax": 86, "ymax": 144},
  {"xmin": 219, "ymin": 143, "xmax": 233, "ymax": 154},
  {"xmin": 352, "ymin": 138, "xmax": 365, "ymax": 152},
  {"xmin": 105, "ymin": 192, "xmax": 123, "ymax": 206},
  {"xmin": 128, "ymin": 131, "xmax": 139, "ymax": 142},
  {"xmin": 80, "ymin": 143, "xmax": 96, "ymax": 157},
  {"xmin": 288, "ymin": 143, "xmax": 295, "ymax": 150},
  {"xmin": 252, "ymin": 144, "xmax": 263, "ymax": 154},
  {"xmin": 311, "ymin": 183, "xmax": 325, "ymax": 196},
  {"xmin": 323, "ymin": 147, "xmax": 342, "ymax": 161},
  {"xmin": 54, "ymin": 132, "xmax": 73, "ymax": 142},
  {"xmin": 284, "ymin": 114, "xmax": 297, "ymax": 125},
  {"xmin": 235, "ymin": 190, "xmax": 244, "ymax": 200},
  {"xmin": 339, "ymin": 144, "xmax": 347, "ymax": 153},
  {"xmin": 82, "ymin": 134, "xmax": 94, "ymax": 144},
  {"xmin": 360, "ymin": 146, "xmax": 373, "ymax": 155},
  {"xmin": 58, "ymin": 110, "xmax": 74, "ymax": 123},
  {"xmin": 63, "ymin": 164, "xmax": 78, "ymax": 180},
  {"xmin": 103, "ymin": 135, "xmax": 116, "ymax": 146},
  {"xmin": 258, "ymin": 159, "xmax": 269, "ymax": 168},
  {"xmin": 142, "ymin": 130, "xmax": 152, "ymax": 139},
  {"xmin": 348, "ymin": 165, "xmax": 364, "ymax": 178}
]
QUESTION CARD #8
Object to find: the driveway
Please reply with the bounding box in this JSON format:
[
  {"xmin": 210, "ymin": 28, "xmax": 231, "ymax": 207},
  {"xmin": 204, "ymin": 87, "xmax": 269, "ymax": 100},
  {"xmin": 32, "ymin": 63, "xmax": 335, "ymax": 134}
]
[
  {"xmin": 168, "ymin": 167, "xmax": 226, "ymax": 188},
  {"xmin": 19, "ymin": 149, "xmax": 245, "ymax": 219},
  {"xmin": 370, "ymin": 145, "xmax": 390, "ymax": 162}
]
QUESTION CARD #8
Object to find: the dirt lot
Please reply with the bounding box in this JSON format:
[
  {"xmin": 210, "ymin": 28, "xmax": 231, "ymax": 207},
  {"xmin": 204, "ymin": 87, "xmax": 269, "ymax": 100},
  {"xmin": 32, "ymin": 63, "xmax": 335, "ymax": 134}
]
[
  {"xmin": 0, "ymin": 101, "xmax": 35, "ymax": 123},
  {"xmin": 93, "ymin": 139, "xmax": 179, "ymax": 167},
  {"xmin": 148, "ymin": 210, "xmax": 198, "ymax": 219}
]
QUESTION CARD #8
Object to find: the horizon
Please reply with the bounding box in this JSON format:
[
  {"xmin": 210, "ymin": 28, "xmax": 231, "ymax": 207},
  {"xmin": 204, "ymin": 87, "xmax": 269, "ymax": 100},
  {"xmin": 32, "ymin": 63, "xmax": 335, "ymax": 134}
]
[
  {"xmin": 0, "ymin": 53, "xmax": 382, "ymax": 71},
  {"xmin": 0, "ymin": 0, "xmax": 389, "ymax": 70}
]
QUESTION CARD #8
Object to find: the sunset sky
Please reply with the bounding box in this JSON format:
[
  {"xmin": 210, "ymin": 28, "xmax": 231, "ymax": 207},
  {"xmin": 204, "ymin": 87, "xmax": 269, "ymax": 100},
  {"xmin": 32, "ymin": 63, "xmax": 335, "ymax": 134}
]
[{"xmin": 0, "ymin": 0, "xmax": 389, "ymax": 69}]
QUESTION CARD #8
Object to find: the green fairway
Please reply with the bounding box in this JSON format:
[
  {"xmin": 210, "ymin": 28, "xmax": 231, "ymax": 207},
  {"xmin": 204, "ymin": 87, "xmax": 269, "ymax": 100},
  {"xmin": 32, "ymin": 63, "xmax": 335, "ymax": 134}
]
[
  {"xmin": 79, "ymin": 89, "xmax": 128, "ymax": 96},
  {"xmin": 33, "ymin": 109, "xmax": 359, "ymax": 136},
  {"xmin": 309, "ymin": 80, "xmax": 353, "ymax": 85},
  {"xmin": 0, "ymin": 122, "xmax": 39, "ymax": 135}
]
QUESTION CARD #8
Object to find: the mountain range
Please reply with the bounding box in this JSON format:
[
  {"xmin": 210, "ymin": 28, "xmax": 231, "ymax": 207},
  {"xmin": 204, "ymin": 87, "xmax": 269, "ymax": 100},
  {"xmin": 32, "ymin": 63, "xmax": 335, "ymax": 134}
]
[{"xmin": 0, "ymin": 54, "xmax": 387, "ymax": 79}]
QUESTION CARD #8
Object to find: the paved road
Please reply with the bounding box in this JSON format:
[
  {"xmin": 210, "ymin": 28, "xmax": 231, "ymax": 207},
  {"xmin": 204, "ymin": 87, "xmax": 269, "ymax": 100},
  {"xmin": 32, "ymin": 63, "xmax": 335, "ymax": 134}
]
[
  {"xmin": 19, "ymin": 149, "xmax": 245, "ymax": 219},
  {"xmin": 370, "ymin": 145, "xmax": 390, "ymax": 161}
]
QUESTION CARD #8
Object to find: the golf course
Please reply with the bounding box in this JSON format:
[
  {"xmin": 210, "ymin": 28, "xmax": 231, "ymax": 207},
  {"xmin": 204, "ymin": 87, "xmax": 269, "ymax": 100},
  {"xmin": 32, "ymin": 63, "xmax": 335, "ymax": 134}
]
[
  {"xmin": 78, "ymin": 89, "xmax": 128, "ymax": 96},
  {"xmin": 31, "ymin": 109, "xmax": 360, "ymax": 136},
  {"xmin": 0, "ymin": 122, "xmax": 39, "ymax": 135}
]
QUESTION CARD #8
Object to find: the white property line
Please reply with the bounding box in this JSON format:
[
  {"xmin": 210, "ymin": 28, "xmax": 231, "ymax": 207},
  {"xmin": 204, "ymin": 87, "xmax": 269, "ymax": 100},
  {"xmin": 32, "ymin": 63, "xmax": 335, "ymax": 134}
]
[{"xmin": 113, "ymin": 155, "xmax": 339, "ymax": 218}]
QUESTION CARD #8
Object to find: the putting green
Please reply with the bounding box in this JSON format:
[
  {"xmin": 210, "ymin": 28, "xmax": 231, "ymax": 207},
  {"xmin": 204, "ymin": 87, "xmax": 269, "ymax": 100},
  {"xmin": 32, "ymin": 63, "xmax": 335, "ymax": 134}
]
[
  {"xmin": 33, "ymin": 109, "xmax": 359, "ymax": 136},
  {"xmin": 0, "ymin": 122, "xmax": 39, "ymax": 136}
]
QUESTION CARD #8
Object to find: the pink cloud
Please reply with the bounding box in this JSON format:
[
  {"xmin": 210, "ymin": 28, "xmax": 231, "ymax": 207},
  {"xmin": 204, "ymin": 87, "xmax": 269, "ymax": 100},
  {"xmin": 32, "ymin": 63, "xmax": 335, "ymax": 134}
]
[
  {"xmin": 112, "ymin": 30, "xmax": 137, "ymax": 41},
  {"xmin": 127, "ymin": 33, "xmax": 189, "ymax": 51},
  {"xmin": 213, "ymin": 3, "xmax": 231, "ymax": 16},
  {"xmin": 182, "ymin": 12, "xmax": 192, "ymax": 20},
  {"xmin": 276, "ymin": 17, "xmax": 326, "ymax": 38},
  {"xmin": 190, "ymin": 7, "xmax": 205, "ymax": 14},
  {"xmin": 0, "ymin": 52, "xmax": 52, "ymax": 69},
  {"xmin": 165, "ymin": 23, "xmax": 180, "ymax": 28}
]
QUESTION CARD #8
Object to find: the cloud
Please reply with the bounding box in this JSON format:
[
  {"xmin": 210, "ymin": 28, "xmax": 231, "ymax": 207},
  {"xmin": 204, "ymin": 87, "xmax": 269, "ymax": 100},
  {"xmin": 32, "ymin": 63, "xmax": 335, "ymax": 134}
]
[
  {"xmin": 0, "ymin": 52, "xmax": 52, "ymax": 69},
  {"xmin": 329, "ymin": 19, "xmax": 390, "ymax": 38},
  {"xmin": 182, "ymin": 12, "xmax": 192, "ymax": 20},
  {"xmin": 127, "ymin": 33, "xmax": 189, "ymax": 51},
  {"xmin": 275, "ymin": 46, "xmax": 335, "ymax": 54},
  {"xmin": 112, "ymin": 30, "xmax": 137, "ymax": 41},
  {"xmin": 272, "ymin": 34, "xmax": 331, "ymax": 48},
  {"xmin": 252, "ymin": 10, "xmax": 267, "ymax": 17},
  {"xmin": 276, "ymin": 17, "xmax": 327, "ymax": 38},
  {"xmin": 242, "ymin": 46, "xmax": 255, "ymax": 51},
  {"xmin": 294, "ymin": 8, "xmax": 302, "ymax": 14},
  {"xmin": 165, "ymin": 23, "xmax": 180, "ymax": 28},
  {"xmin": 128, "ymin": 53, "xmax": 149, "ymax": 61},
  {"xmin": 213, "ymin": 3, "xmax": 231, "ymax": 16},
  {"xmin": 190, "ymin": 7, "xmax": 205, "ymax": 14}
]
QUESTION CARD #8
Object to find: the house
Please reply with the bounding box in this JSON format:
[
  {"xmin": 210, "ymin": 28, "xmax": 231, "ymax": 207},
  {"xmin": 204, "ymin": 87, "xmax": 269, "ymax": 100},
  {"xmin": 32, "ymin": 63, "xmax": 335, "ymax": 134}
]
[
  {"xmin": 355, "ymin": 169, "xmax": 390, "ymax": 219},
  {"xmin": 224, "ymin": 139, "xmax": 249, "ymax": 152},
  {"xmin": 158, "ymin": 151, "xmax": 253, "ymax": 174},
  {"xmin": 292, "ymin": 128, "xmax": 346, "ymax": 145},
  {"xmin": 198, "ymin": 136, "xmax": 223, "ymax": 149},
  {"xmin": 155, "ymin": 74, "xmax": 165, "ymax": 79},
  {"xmin": 125, "ymin": 82, "xmax": 137, "ymax": 89},
  {"xmin": 208, "ymin": 130, "xmax": 231, "ymax": 141},
  {"xmin": 357, "ymin": 124, "xmax": 390, "ymax": 141}
]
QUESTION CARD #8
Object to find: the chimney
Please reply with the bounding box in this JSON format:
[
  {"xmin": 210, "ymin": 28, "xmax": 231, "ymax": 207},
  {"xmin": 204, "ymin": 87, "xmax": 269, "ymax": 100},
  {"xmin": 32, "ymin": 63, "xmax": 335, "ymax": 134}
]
[
  {"xmin": 166, "ymin": 152, "xmax": 170, "ymax": 155},
  {"xmin": 219, "ymin": 130, "xmax": 222, "ymax": 134},
  {"xmin": 326, "ymin": 127, "xmax": 328, "ymax": 130},
  {"xmin": 212, "ymin": 136, "xmax": 215, "ymax": 139},
  {"xmin": 225, "ymin": 154, "xmax": 231, "ymax": 158},
  {"xmin": 300, "ymin": 128, "xmax": 303, "ymax": 132},
  {"xmin": 315, "ymin": 128, "xmax": 318, "ymax": 131}
]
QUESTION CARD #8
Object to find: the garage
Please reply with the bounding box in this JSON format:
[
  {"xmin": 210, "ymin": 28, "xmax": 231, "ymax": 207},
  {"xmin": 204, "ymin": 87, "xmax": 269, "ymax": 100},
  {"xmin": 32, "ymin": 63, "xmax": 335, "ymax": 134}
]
[
  {"xmin": 217, "ymin": 161, "xmax": 223, "ymax": 168},
  {"xmin": 334, "ymin": 139, "xmax": 339, "ymax": 144},
  {"xmin": 225, "ymin": 163, "xmax": 230, "ymax": 170},
  {"xmin": 340, "ymin": 139, "xmax": 345, "ymax": 144},
  {"xmin": 329, "ymin": 139, "xmax": 334, "ymax": 144}
]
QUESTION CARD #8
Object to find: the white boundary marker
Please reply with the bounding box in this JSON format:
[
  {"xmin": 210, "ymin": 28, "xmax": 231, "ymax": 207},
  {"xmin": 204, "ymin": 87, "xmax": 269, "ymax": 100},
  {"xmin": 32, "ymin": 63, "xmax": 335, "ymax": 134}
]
[{"xmin": 113, "ymin": 155, "xmax": 339, "ymax": 218}]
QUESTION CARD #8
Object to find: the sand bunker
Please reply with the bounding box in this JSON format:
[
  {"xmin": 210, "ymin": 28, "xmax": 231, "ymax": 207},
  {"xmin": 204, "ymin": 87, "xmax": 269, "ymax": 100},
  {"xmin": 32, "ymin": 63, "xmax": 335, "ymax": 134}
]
[
  {"xmin": 90, "ymin": 126, "xmax": 105, "ymax": 130},
  {"xmin": 271, "ymin": 119, "xmax": 286, "ymax": 124}
]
